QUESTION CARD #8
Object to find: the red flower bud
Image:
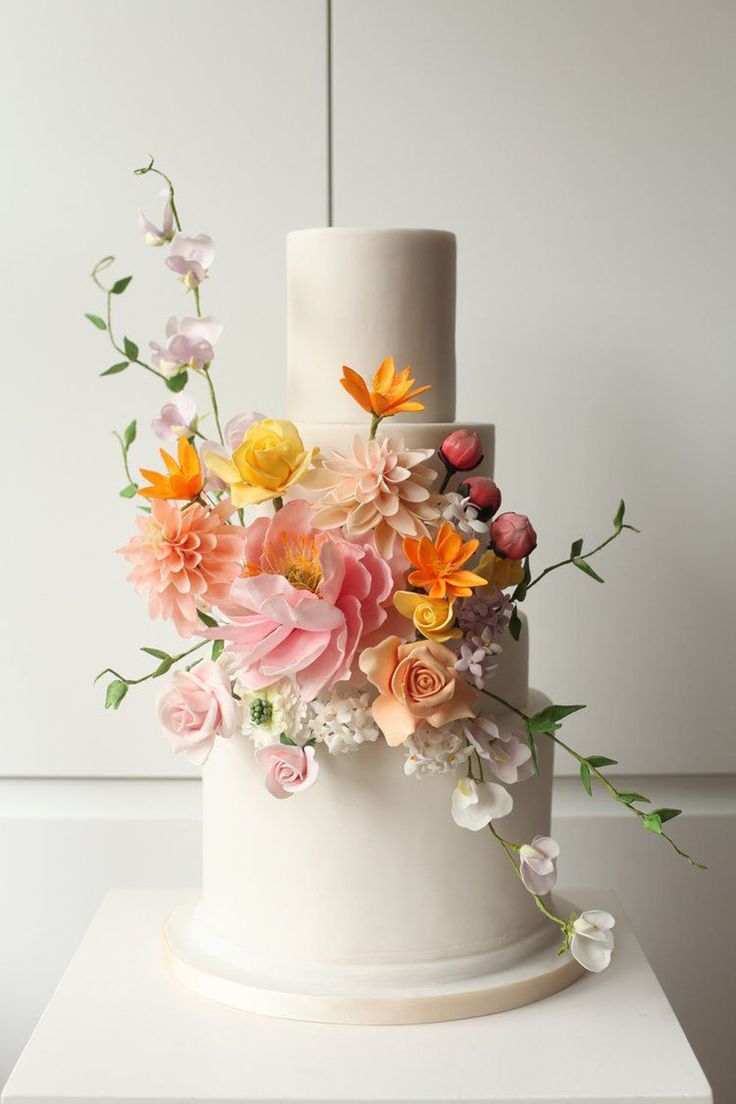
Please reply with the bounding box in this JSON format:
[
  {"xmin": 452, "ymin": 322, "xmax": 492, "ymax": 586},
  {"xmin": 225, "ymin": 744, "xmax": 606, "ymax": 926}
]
[
  {"xmin": 457, "ymin": 476, "xmax": 502, "ymax": 521},
  {"xmin": 490, "ymin": 512, "xmax": 537, "ymax": 560},
  {"xmin": 439, "ymin": 429, "xmax": 484, "ymax": 472}
]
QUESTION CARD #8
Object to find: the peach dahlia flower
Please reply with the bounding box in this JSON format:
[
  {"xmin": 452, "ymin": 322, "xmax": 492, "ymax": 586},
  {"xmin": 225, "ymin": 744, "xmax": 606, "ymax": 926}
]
[
  {"xmin": 119, "ymin": 499, "xmax": 245, "ymax": 637},
  {"xmin": 311, "ymin": 434, "xmax": 439, "ymax": 558}
]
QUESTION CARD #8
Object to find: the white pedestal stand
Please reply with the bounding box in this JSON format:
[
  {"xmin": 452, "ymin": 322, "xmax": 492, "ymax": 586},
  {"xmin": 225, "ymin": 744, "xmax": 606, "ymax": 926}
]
[{"xmin": 1, "ymin": 889, "xmax": 711, "ymax": 1104}]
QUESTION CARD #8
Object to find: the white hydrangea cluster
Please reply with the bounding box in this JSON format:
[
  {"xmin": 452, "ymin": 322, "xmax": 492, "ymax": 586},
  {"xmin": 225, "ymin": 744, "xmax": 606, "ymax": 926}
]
[
  {"xmin": 404, "ymin": 722, "xmax": 473, "ymax": 778},
  {"xmin": 307, "ymin": 689, "xmax": 380, "ymax": 754}
]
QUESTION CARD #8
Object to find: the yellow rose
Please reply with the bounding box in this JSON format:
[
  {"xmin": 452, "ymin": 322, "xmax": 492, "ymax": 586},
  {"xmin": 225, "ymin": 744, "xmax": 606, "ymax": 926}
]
[
  {"xmin": 205, "ymin": 418, "xmax": 317, "ymax": 506},
  {"xmin": 393, "ymin": 591, "xmax": 461, "ymax": 644},
  {"xmin": 476, "ymin": 549, "xmax": 524, "ymax": 591}
]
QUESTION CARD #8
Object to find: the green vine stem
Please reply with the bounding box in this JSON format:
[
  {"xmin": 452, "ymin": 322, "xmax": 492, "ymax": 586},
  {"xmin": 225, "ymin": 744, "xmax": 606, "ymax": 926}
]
[
  {"xmin": 202, "ymin": 365, "xmax": 225, "ymax": 444},
  {"xmin": 525, "ymin": 504, "xmax": 640, "ymax": 594},
  {"xmin": 113, "ymin": 430, "xmax": 136, "ymax": 487},
  {"xmin": 479, "ymin": 686, "xmax": 705, "ymax": 869},
  {"xmin": 133, "ymin": 156, "xmax": 183, "ymax": 232},
  {"xmin": 95, "ymin": 638, "xmax": 210, "ymax": 696},
  {"xmin": 91, "ymin": 257, "xmax": 166, "ymax": 381},
  {"xmin": 369, "ymin": 413, "xmax": 382, "ymax": 440}
]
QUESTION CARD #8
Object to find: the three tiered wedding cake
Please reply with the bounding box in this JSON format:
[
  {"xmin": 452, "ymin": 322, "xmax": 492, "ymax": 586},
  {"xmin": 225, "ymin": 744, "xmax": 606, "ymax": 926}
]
[{"xmin": 161, "ymin": 229, "xmax": 583, "ymax": 1022}]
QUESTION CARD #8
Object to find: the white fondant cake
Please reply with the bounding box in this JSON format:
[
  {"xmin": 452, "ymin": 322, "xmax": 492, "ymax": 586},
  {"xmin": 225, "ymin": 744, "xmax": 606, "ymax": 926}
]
[{"xmin": 163, "ymin": 228, "xmax": 582, "ymax": 1023}]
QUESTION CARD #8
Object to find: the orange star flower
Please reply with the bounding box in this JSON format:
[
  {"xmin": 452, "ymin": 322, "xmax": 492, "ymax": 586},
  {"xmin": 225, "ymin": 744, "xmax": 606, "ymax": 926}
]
[
  {"xmin": 139, "ymin": 436, "xmax": 204, "ymax": 501},
  {"xmin": 403, "ymin": 523, "xmax": 487, "ymax": 600},
  {"xmin": 341, "ymin": 357, "xmax": 431, "ymax": 418}
]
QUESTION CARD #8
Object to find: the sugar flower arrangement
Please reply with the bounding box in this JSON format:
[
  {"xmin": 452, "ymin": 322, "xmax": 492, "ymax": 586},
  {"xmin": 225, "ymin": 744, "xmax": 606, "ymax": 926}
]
[{"xmin": 90, "ymin": 160, "xmax": 703, "ymax": 976}]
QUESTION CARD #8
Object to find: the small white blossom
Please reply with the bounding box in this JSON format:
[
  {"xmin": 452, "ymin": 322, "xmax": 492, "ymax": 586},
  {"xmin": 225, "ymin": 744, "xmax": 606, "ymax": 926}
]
[
  {"xmin": 233, "ymin": 676, "xmax": 308, "ymax": 749},
  {"xmin": 463, "ymin": 716, "xmax": 532, "ymax": 783},
  {"xmin": 570, "ymin": 910, "xmax": 616, "ymax": 973},
  {"xmin": 454, "ymin": 635, "xmax": 502, "ymax": 689},
  {"xmin": 441, "ymin": 492, "xmax": 491, "ymax": 541},
  {"xmin": 451, "ymin": 777, "xmax": 513, "ymax": 830},
  {"xmin": 307, "ymin": 689, "xmax": 380, "ymax": 754},
  {"xmin": 519, "ymin": 836, "xmax": 560, "ymax": 895},
  {"xmin": 403, "ymin": 722, "xmax": 473, "ymax": 777}
]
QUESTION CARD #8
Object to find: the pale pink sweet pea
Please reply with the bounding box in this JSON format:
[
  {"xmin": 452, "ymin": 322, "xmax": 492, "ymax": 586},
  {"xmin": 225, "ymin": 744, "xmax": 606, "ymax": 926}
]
[
  {"xmin": 151, "ymin": 392, "xmax": 198, "ymax": 441},
  {"xmin": 255, "ymin": 743, "xmax": 319, "ymax": 799},
  {"xmin": 157, "ymin": 659, "xmax": 237, "ymax": 765},
  {"xmin": 166, "ymin": 233, "xmax": 215, "ymax": 288},
  {"xmin": 206, "ymin": 499, "xmax": 393, "ymax": 700},
  {"xmin": 138, "ymin": 188, "xmax": 174, "ymax": 247},
  {"xmin": 570, "ymin": 910, "xmax": 616, "ymax": 973},
  {"xmin": 519, "ymin": 835, "xmax": 560, "ymax": 895},
  {"xmin": 150, "ymin": 316, "xmax": 223, "ymax": 378}
]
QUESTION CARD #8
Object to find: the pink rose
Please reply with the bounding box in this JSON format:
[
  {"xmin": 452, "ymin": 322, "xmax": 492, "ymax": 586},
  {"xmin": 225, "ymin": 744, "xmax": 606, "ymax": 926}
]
[
  {"xmin": 359, "ymin": 636, "xmax": 478, "ymax": 747},
  {"xmin": 439, "ymin": 429, "xmax": 484, "ymax": 472},
  {"xmin": 490, "ymin": 512, "xmax": 537, "ymax": 559},
  {"xmin": 255, "ymin": 743, "xmax": 319, "ymax": 799},
  {"xmin": 457, "ymin": 476, "xmax": 502, "ymax": 520},
  {"xmin": 157, "ymin": 660, "xmax": 237, "ymax": 765}
]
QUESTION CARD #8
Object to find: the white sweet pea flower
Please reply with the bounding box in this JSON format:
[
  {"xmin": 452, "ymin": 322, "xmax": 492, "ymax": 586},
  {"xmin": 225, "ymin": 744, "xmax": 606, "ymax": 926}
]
[
  {"xmin": 519, "ymin": 835, "xmax": 560, "ymax": 894},
  {"xmin": 166, "ymin": 233, "xmax": 215, "ymax": 288},
  {"xmin": 451, "ymin": 777, "xmax": 513, "ymax": 830},
  {"xmin": 137, "ymin": 188, "xmax": 174, "ymax": 246},
  {"xmin": 570, "ymin": 910, "xmax": 616, "ymax": 973}
]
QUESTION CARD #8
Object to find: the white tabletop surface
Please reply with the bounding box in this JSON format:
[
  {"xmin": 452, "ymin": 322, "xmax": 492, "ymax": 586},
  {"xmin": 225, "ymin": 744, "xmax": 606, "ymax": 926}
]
[{"xmin": 1, "ymin": 888, "xmax": 711, "ymax": 1104}]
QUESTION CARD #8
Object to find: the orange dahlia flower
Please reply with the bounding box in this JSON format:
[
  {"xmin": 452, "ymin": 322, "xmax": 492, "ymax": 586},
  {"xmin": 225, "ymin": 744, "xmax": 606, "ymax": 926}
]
[
  {"xmin": 139, "ymin": 436, "xmax": 203, "ymax": 501},
  {"xmin": 403, "ymin": 522, "xmax": 487, "ymax": 600},
  {"xmin": 341, "ymin": 357, "xmax": 430, "ymax": 418}
]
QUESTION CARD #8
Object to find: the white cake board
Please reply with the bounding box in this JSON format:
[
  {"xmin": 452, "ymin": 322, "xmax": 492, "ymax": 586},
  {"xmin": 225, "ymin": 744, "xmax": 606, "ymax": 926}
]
[
  {"xmin": 162, "ymin": 893, "xmax": 584, "ymax": 1024},
  {"xmin": 1, "ymin": 889, "xmax": 711, "ymax": 1104}
]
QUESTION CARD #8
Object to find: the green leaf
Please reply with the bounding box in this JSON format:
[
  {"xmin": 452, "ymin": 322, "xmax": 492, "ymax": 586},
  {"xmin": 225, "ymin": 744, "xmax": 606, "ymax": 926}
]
[
  {"xmin": 573, "ymin": 556, "xmax": 605, "ymax": 583},
  {"xmin": 104, "ymin": 679, "xmax": 128, "ymax": 710},
  {"xmin": 643, "ymin": 812, "xmax": 663, "ymax": 834},
  {"xmin": 509, "ymin": 606, "xmax": 522, "ymax": 641},
  {"xmin": 523, "ymin": 719, "xmax": 539, "ymax": 775},
  {"xmin": 527, "ymin": 703, "xmax": 586, "ymax": 733},
  {"xmin": 511, "ymin": 556, "xmax": 532, "ymax": 603},
  {"xmin": 580, "ymin": 762, "xmax": 592, "ymax": 796},
  {"xmin": 119, "ymin": 483, "xmax": 138, "ymax": 498},
  {"xmin": 122, "ymin": 419, "xmax": 137, "ymax": 450},
  {"xmin": 85, "ymin": 312, "xmax": 107, "ymax": 330},
  {"xmin": 570, "ymin": 538, "xmax": 583, "ymax": 558},
  {"xmin": 111, "ymin": 275, "xmax": 133, "ymax": 295},
  {"xmin": 140, "ymin": 647, "xmax": 171, "ymax": 661},
  {"xmin": 152, "ymin": 658, "xmax": 173, "ymax": 678},
  {"xmin": 613, "ymin": 499, "xmax": 626, "ymax": 534},
  {"xmin": 166, "ymin": 370, "xmax": 188, "ymax": 393},
  {"xmin": 615, "ymin": 791, "xmax": 651, "ymax": 805},
  {"xmin": 123, "ymin": 337, "xmax": 139, "ymax": 361},
  {"xmin": 653, "ymin": 807, "xmax": 682, "ymax": 823},
  {"xmin": 279, "ymin": 733, "xmax": 297, "ymax": 746},
  {"xmin": 211, "ymin": 639, "xmax": 225, "ymax": 661},
  {"xmin": 586, "ymin": 754, "xmax": 618, "ymax": 768},
  {"xmin": 100, "ymin": 361, "xmax": 129, "ymax": 376},
  {"xmin": 197, "ymin": 609, "xmax": 218, "ymax": 628},
  {"xmin": 138, "ymin": 505, "xmax": 151, "ymax": 513}
]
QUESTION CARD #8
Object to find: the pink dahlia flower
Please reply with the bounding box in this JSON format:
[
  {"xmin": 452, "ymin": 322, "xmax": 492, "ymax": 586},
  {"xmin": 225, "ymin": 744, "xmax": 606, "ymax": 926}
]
[
  {"xmin": 210, "ymin": 498, "xmax": 393, "ymax": 700},
  {"xmin": 119, "ymin": 499, "xmax": 245, "ymax": 637},
  {"xmin": 158, "ymin": 659, "xmax": 237, "ymax": 765},
  {"xmin": 311, "ymin": 434, "xmax": 439, "ymax": 559}
]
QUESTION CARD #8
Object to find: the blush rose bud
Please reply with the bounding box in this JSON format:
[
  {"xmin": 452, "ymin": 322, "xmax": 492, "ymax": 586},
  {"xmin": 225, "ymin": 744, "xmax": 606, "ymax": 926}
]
[
  {"xmin": 439, "ymin": 429, "xmax": 484, "ymax": 473},
  {"xmin": 457, "ymin": 476, "xmax": 502, "ymax": 521},
  {"xmin": 490, "ymin": 512, "xmax": 538, "ymax": 560}
]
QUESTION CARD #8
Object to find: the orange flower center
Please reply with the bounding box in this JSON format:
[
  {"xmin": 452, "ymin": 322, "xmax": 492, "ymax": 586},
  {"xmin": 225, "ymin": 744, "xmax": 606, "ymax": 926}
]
[{"xmin": 263, "ymin": 532, "xmax": 326, "ymax": 595}]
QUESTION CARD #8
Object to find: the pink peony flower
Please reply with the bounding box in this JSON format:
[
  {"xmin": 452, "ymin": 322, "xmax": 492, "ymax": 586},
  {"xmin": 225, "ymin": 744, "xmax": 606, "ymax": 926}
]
[
  {"xmin": 119, "ymin": 499, "xmax": 245, "ymax": 637},
  {"xmin": 150, "ymin": 316, "xmax": 223, "ymax": 378},
  {"xmin": 439, "ymin": 429, "xmax": 484, "ymax": 472},
  {"xmin": 151, "ymin": 392, "xmax": 198, "ymax": 441},
  {"xmin": 457, "ymin": 476, "xmax": 502, "ymax": 521},
  {"xmin": 166, "ymin": 233, "xmax": 215, "ymax": 288},
  {"xmin": 138, "ymin": 188, "xmax": 174, "ymax": 247},
  {"xmin": 311, "ymin": 434, "xmax": 439, "ymax": 559},
  {"xmin": 490, "ymin": 512, "xmax": 537, "ymax": 560},
  {"xmin": 208, "ymin": 499, "xmax": 393, "ymax": 700},
  {"xmin": 157, "ymin": 659, "xmax": 237, "ymax": 765},
  {"xmin": 255, "ymin": 743, "xmax": 319, "ymax": 799}
]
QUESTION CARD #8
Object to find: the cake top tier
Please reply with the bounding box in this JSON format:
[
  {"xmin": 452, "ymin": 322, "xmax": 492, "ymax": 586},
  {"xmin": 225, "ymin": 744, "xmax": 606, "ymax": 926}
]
[{"xmin": 287, "ymin": 228, "xmax": 456, "ymax": 424}]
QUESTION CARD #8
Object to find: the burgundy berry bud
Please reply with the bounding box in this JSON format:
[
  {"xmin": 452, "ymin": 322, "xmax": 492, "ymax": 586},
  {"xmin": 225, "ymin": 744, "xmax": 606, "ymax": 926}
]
[
  {"xmin": 490, "ymin": 512, "xmax": 537, "ymax": 560},
  {"xmin": 457, "ymin": 476, "xmax": 502, "ymax": 521},
  {"xmin": 439, "ymin": 429, "xmax": 484, "ymax": 472}
]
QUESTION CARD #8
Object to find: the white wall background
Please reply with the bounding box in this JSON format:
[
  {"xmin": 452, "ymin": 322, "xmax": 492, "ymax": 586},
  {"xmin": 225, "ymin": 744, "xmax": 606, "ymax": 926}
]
[{"xmin": 1, "ymin": 1, "xmax": 734, "ymax": 1101}]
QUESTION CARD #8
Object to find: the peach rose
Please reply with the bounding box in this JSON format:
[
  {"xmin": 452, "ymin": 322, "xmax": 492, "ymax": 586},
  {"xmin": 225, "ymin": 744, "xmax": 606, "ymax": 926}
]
[{"xmin": 359, "ymin": 635, "xmax": 478, "ymax": 747}]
